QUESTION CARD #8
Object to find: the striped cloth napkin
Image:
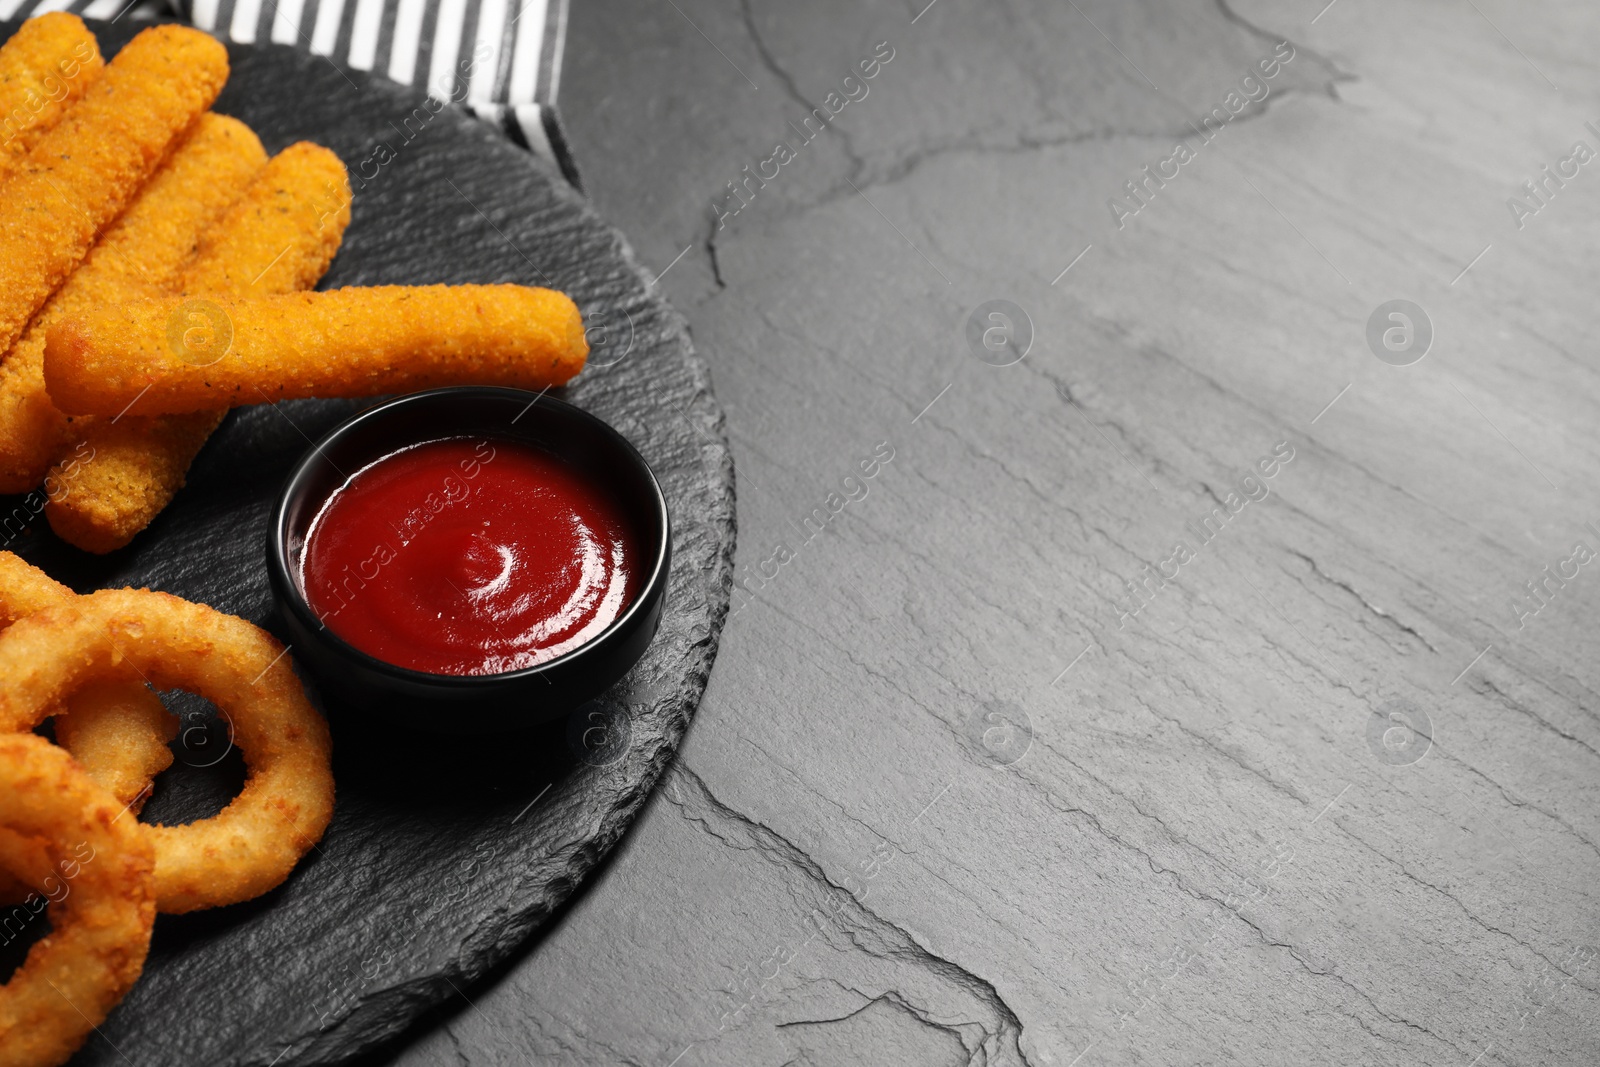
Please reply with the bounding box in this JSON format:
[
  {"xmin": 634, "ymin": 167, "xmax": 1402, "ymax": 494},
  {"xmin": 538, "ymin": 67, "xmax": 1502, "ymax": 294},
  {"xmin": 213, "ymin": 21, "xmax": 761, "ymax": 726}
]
[{"xmin": 0, "ymin": 0, "xmax": 578, "ymax": 185}]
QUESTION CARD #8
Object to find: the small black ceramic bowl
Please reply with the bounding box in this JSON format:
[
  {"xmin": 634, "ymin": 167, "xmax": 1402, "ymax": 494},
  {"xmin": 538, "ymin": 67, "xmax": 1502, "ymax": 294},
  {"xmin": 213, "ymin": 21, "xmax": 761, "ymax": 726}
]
[{"xmin": 267, "ymin": 387, "xmax": 670, "ymax": 733}]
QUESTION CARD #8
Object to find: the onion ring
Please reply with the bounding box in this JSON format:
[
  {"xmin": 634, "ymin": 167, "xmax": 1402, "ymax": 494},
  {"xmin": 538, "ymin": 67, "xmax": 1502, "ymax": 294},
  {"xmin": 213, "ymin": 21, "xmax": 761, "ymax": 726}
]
[
  {"xmin": 0, "ymin": 553, "xmax": 174, "ymax": 814},
  {"xmin": 0, "ymin": 734, "xmax": 155, "ymax": 1067},
  {"xmin": 0, "ymin": 828, "xmax": 50, "ymax": 907},
  {"xmin": 0, "ymin": 589, "xmax": 334, "ymax": 914},
  {"xmin": 0, "ymin": 828, "xmax": 91, "ymax": 914},
  {"xmin": 52, "ymin": 684, "xmax": 176, "ymax": 814},
  {"xmin": 0, "ymin": 551, "xmax": 73, "ymax": 621}
]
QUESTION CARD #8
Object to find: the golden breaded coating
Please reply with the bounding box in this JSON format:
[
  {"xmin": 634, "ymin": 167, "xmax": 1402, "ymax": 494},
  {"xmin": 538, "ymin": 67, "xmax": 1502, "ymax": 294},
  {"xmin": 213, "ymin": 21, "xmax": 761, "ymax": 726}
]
[
  {"xmin": 0, "ymin": 590, "xmax": 334, "ymax": 914},
  {"xmin": 0, "ymin": 547, "xmax": 74, "ymax": 623},
  {"xmin": 46, "ymin": 284, "xmax": 589, "ymax": 416},
  {"xmin": 52, "ymin": 681, "xmax": 178, "ymax": 815},
  {"xmin": 182, "ymin": 141, "xmax": 352, "ymax": 295},
  {"xmin": 0, "ymin": 551, "xmax": 175, "ymax": 813},
  {"xmin": 0, "ymin": 13, "xmax": 102, "ymax": 182},
  {"xmin": 44, "ymin": 143, "xmax": 350, "ymax": 553},
  {"xmin": 0, "ymin": 25, "xmax": 227, "ymax": 360},
  {"xmin": 41, "ymin": 410, "xmax": 224, "ymax": 554},
  {"xmin": 0, "ymin": 825, "xmax": 53, "ymax": 906},
  {"xmin": 0, "ymin": 113, "xmax": 266, "ymax": 494},
  {"xmin": 0, "ymin": 734, "xmax": 155, "ymax": 1067}
]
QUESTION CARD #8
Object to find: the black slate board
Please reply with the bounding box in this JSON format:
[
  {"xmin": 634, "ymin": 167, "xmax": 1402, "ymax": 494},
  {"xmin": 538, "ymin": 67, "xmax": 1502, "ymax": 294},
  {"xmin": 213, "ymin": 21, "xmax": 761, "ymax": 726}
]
[{"xmin": 0, "ymin": 19, "xmax": 735, "ymax": 1066}]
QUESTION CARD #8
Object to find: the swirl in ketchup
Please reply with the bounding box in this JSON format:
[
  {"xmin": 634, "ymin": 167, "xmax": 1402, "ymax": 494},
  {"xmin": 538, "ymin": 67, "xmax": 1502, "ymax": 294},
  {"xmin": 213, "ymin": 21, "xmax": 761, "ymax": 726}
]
[{"xmin": 299, "ymin": 436, "xmax": 639, "ymax": 676}]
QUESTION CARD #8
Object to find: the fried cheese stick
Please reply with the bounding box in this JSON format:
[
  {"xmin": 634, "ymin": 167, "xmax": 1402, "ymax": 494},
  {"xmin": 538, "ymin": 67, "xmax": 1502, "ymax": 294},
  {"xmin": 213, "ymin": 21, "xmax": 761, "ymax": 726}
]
[
  {"xmin": 0, "ymin": 25, "xmax": 227, "ymax": 359},
  {"xmin": 0, "ymin": 114, "xmax": 267, "ymax": 493},
  {"xmin": 0, "ymin": 12, "xmax": 103, "ymax": 182},
  {"xmin": 44, "ymin": 143, "xmax": 351, "ymax": 553},
  {"xmin": 46, "ymin": 284, "xmax": 589, "ymax": 417}
]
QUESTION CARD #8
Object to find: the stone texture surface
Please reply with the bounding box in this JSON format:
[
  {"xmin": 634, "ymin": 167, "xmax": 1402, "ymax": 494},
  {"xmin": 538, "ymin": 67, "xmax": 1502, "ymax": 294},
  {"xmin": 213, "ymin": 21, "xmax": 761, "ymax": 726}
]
[
  {"xmin": 357, "ymin": 0, "xmax": 1599, "ymax": 1065},
  {"xmin": 0, "ymin": 18, "xmax": 735, "ymax": 1067}
]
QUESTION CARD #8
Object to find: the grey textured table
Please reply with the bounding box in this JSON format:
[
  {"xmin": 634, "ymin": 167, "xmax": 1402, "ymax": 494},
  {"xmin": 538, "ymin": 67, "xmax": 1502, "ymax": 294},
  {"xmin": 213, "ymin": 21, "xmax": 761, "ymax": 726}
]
[{"xmin": 372, "ymin": 1, "xmax": 1600, "ymax": 1064}]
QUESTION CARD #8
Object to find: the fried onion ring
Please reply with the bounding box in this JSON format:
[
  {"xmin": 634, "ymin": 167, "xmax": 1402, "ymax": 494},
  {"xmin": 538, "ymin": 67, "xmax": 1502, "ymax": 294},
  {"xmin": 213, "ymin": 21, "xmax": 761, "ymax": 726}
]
[
  {"xmin": 0, "ymin": 828, "xmax": 91, "ymax": 911},
  {"xmin": 0, "ymin": 827, "xmax": 51, "ymax": 907},
  {"xmin": 0, "ymin": 734, "xmax": 155, "ymax": 1067},
  {"xmin": 51, "ymin": 683, "xmax": 176, "ymax": 815},
  {"xmin": 0, "ymin": 589, "xmax": 334, "ymax": 914},
  {"xmin": 0, "ymin": 553, "xmax": 173, "ymax": 814}
]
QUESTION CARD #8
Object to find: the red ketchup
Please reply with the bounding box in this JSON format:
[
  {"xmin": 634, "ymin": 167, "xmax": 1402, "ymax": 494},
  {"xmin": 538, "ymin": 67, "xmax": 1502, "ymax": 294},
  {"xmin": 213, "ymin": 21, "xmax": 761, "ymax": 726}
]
[{"xmin": 299, "ymin": 436, "xmax": 639, "ymax": 676}]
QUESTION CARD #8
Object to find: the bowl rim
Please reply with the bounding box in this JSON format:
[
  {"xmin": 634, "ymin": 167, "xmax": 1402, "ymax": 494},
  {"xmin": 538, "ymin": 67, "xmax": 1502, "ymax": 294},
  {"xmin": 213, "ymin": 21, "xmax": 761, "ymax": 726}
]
[{"xmin": 267, "ymin": 385, "xmax": 672, "ymax": 688}]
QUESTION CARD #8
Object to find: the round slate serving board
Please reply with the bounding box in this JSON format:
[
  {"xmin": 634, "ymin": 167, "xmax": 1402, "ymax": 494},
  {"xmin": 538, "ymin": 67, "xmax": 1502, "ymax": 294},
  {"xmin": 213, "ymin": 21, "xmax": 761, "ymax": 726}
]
[{"xmin": 0, "ymin": 19, "xmax": 735, "ymax": 1067}]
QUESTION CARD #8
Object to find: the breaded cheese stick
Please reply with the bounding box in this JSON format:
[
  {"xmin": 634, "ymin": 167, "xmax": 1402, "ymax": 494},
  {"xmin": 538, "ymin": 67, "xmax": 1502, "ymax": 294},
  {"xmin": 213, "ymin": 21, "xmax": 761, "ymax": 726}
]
[
  {"xmin": 44, "ymin": 143, "xmax": 351, "ymax": 553},
  {"xmin": 0, "ymin": 25, "xmax": 227, "ymax": 358},
  {"xmin": 0, "ymin": 114, "xmax": 267, "ymax": 493},
  {"xmin": 0, "ymin": 13, "xmax": 103, "ymax": 181},
  {"xmin": 181, "ymin": 141, "xmax": 352, "ymax": 296},
  {"xmin": 0, "ymin": 551, "xmax": 174, "ymax": 813},
  {"xmin": 46, "ymin": 284, "xmax": 588, "ymax": 416}
]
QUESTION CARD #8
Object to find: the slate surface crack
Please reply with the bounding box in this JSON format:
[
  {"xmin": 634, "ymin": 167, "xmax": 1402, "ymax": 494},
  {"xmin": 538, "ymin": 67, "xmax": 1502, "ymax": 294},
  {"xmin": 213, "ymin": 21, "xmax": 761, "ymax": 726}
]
[
  {"xmin": 704, "ymin": 212, "xmax": 728, "ymax": 290},
  {"xmin": 440, "ymin": 1024, "xmax": 471, "ymax": 1067},
  {"xmin": 1329, "ymin": 818, "xmax": 1600, "ymax": 1001},
  {"xmin": 1138, "ymin": 674, "xmax": 1311, "ymax": 808},
  {"xmin": 1415, "ymin": 733, "xmax": 1600, "ymax": 868},
  {"xmin": 1212, "ymin": 0, "xmax": 1355, "ymax": 100},
  {"xmin": 1288, "ymin": 549, "xmax": 1440, "ymax": 653},
  {"xmin": 664, "ymin": 766, "xmax": 1036, "ymax": 1065},
  {"xmin": 808, "ymin": 5, "xmax": 1349, "ymax": 209},
  {"xmin": 737, "ymin": 731, "xmax": 890, "ymax": 845},
  {"xmin": 1471, "ymin": 675, "xmax": 1600, "ymax": 766},
  {"xmin": 915, "ymin": 415, "xmax": 1068, "ymax": 510},
  {"xmin": 778, "ymin": 989, "xmax": 977, "ymax": 1063},
  {"xmin": 1025, "ymin": 737, "xmax": 1258, "ymax": 891},
  {"xmin": 731, "ymin": 49, "xmax": 1349, "ymax": 230},
  {"xmin": 960, "ymin": 741, "xmax": 1471, "ymax": 1057},
  {"xmin": 1327, "ymin": 1004, "xmax": 1401, "ymax": 1046},
  {"xmin": 1229, "ymin": 912, "xmax": 1462, "ymax": 1056},
  {"xmin": 737, "ymin": 0, "xmax": 867, "ymax": 181}
]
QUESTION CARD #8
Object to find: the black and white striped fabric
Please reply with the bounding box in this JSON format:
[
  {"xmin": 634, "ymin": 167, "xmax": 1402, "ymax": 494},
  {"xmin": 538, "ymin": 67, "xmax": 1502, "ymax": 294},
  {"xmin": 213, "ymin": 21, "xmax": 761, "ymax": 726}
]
[
  {"xmin": 3, "ymin": 0, "xmax": 578, "ymax": 186},
  {"xmin": 0, "ymin": 0, "xmax": 168, "ymax": 22}
]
